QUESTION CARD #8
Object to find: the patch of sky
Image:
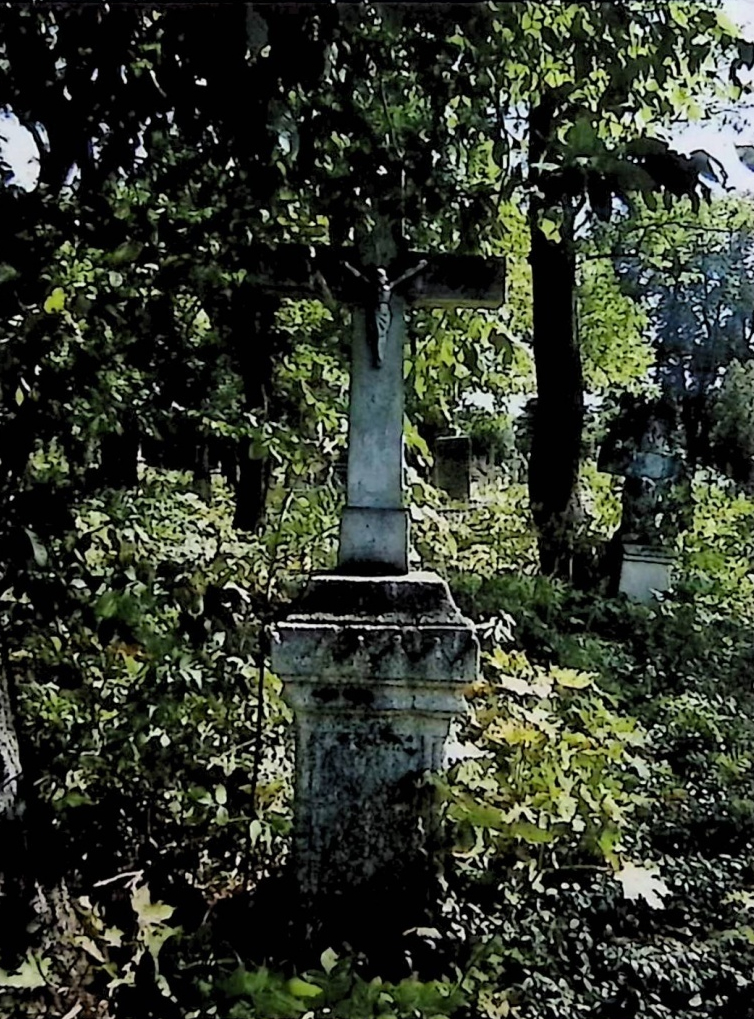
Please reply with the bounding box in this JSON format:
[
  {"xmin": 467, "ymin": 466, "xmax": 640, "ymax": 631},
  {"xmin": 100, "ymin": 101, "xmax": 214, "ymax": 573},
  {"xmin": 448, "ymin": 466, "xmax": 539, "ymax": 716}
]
[{"xmin": 0, "ymin": 107, "xmax": 40, "ymax": 191}]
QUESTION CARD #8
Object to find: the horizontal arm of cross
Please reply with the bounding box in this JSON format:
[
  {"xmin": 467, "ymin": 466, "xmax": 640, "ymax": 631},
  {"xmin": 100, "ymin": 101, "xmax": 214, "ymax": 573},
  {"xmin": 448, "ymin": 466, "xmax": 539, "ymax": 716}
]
[{"xmin": 244, "ymin": 244, "xmax": 505, "ymax": 308}]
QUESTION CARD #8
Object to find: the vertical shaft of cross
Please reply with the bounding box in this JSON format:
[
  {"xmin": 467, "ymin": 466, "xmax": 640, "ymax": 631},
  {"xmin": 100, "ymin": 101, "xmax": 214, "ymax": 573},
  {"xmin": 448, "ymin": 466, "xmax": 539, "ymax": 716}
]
[{"xmin": 338, "ymin": 295, "xmax": 409, "ymax": 573}]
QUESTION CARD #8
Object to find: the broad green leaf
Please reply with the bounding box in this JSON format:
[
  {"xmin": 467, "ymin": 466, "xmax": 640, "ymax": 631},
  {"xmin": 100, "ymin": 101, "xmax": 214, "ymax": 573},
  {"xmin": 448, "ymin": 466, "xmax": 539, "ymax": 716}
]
[
  {"xmin": 539, "ymin": 217, "xmax": 562, "ymax": 244},
  {"xmin": 131, "ymin": 883, "xmax": 175, "ymax": 926},
  {"xmin": 286, "ymin": 977, "xmax": 323, "ymax": 999},
  {"xmin": 94, "ymin": 590, "xmax": 120, "ymax": 619},
  {"xmin": 108, "ymin": 240, "xmax": 144, "ymax": 265},
  {"xmin": 43, "ymin": 287, "xmax": 66, "ymax": 314},
  {"xmin": 716, "ymin": 9, "xmax": 742, "ymax": 38},
  {"xmin": 551, "ymin": 667, "xmax": 594, "ymax": 689},
  {"xmin": 450, "ymin": 801, "xmax": 507, "ymax": 830},
  {"xmin": 0, "ymin": 954, "xmax": 51, "ymax": 989},
  {"xmin": 598, "ymin": 827, "xmax": 621, "ymax": 867},
  {"xmin": 143, "ymin": 923, "xmax": 181, "ymax": 959},
  {"xmin": 566, "ymin": 116, "xmax": 600, "ymax": 155},
  {"xmin": 510, "ymin": 820, "xmax": 555, "ymax": 844},
  {"xmin": 616, "ymin": 863, "xmax": 670, "ymax": 909},
  {"xmin": 59, "ymin": 790, "xmax": 92, "ymax": 808},
  {"xmin": 320, "ymin": 947, "xmax": 339, "ymax": 975}
]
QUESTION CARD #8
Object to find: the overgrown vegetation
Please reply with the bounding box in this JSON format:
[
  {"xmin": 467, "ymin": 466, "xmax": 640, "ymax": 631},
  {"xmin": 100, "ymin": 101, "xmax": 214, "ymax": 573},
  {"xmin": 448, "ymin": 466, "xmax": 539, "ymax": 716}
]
[
  {"xmin": 2, "ymin": 2, "xmax": 754, "ymax": 1017},
  {"xmin": 2, "ymin": 464, "xmax": 754, "ymax": 1018}
]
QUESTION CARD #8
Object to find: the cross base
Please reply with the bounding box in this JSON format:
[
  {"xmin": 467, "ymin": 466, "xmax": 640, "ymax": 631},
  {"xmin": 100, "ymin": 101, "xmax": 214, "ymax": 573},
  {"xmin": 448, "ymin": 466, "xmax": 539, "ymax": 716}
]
[
  {"xmin": 270, "ymin": 571, "xmax": 479, "ymax": 952},
  {"xmin": 339, "ymin": 506, "xmax": 409, "ymax": 574}
]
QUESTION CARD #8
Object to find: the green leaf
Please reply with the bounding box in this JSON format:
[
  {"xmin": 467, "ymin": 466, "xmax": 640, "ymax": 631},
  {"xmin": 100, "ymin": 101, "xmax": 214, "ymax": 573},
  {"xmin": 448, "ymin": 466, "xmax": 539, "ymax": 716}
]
[
  {"xmin": 108, "ymin": 240, "xmax": 144, "ymax": 265},
  {"xmin": 716, "ymin": 9, "xmax": 741, "ymax": 38},
  {"xmin": 552, "ymin": 667, "xmax": 593, "ymax": 689},
  {"xmin": 0, "ymin": 263, "xmax": 19, "ymax": 284},
  {"xmin": 598, "ymin": 828, "xmax": 621, "ymax": 867},
  {"xmin": 23, "ymin": 528, "xmax": 48, "ymax": 567},
  {"xmin": 94, "ymin": 590, "xmax": 120, "ymax": 620},
  {"xmin": 320, "ymin": 947, "xmax": 339, "ymax": 975},
  {"xmin": 59, "ymin": 791, "xmax": 93, "ymax": 808},
  {"xmin": 131, "ymin": 883, "xmax": 175, "ymax": 926},
  {"xmin": 0, "ymin": 954, "xmax": 51, "ymax": 989},
  {"xmin": 566, "ymin": 116, "xmax": 600, "ymax": 156},
  {"xmin": 450, "ymin": 801, "xmax": 507, "ymax": 830},
  {"xmin": 286, "ymin": 977, "xmax": 323, "ymax": 999},
  {"xmin": 43, "ymin": 287, "xmax": 66, "ymax": 314},
  {"xmin": 539, "ymin": 216, "xmax": 562, "ymax": 244},
  {"xmin": 510, "ymin": 820, "xmax": 555, "ymax": 844}
]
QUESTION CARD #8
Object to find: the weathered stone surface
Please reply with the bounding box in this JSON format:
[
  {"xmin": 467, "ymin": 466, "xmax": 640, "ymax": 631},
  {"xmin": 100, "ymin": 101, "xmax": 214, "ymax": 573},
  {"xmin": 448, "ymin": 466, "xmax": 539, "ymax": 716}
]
[
  {"xmin": 270, "ymin": 572, "xmax": 478, "ymax": 946},
  {"xmin": 339, "ymin": 507, "xmax": 409, "ymax": 575},
  {"xmin": 243, "ymin": 237, "xmax": 505, "ymax": 578},
  {"xmin": 258, "ymin": 227, "xmax": 500, "ymax": 950},
  {"xmin": 338, "ymin": 300, "xmax": 408, "ymax": 573},
  {"xmin": 618, "ymin": 543, "xmax": 675, "ymax": 603},
  {"xmin": 287, "ymin": 571, "xmax": 469, "ymax": 621}
]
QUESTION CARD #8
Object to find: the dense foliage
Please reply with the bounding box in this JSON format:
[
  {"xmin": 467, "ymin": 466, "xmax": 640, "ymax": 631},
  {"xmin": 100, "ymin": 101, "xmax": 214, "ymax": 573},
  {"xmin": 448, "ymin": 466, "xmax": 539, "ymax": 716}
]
[
  {"xmin": 2, "ymin": 2, "xmax": 754, "ymax": 1017},
  {"xmin": 4, "ymin": 466, "xmax": 754, "ymax": 1018}
]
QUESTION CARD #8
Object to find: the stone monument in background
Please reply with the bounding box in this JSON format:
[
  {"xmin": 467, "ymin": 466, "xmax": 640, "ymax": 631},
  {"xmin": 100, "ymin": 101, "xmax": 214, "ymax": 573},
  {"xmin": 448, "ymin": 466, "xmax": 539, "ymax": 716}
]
[
  {"xmin": 434, "ymin": 434, "xmax": 472, "ymax": 502},
  {"xmin": 599, "ymin": 396, "xmax": 689, "ymax": 603}
]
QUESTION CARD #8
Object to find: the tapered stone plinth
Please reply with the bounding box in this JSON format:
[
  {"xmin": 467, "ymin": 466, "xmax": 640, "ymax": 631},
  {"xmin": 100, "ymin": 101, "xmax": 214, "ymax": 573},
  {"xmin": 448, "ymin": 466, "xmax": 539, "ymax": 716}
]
[{"xmin": 270, "ymin": 571, "xmax": 478, "ymax": 943}]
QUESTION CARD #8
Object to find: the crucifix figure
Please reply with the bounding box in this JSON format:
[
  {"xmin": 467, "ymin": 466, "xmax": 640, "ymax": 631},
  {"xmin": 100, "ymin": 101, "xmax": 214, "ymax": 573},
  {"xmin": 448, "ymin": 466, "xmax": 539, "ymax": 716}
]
[
  {"xmin": 246, "ymin": 235, "xmax": 505, "ymax": 573},
  {"xmin": 344, "ymin": 260, "xmax": 428, "ymax": 368}
]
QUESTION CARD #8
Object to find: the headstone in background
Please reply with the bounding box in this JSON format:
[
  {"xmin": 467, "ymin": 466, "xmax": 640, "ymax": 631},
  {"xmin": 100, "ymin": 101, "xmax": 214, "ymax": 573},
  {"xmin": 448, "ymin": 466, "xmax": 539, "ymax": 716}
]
[
  {"xmin": 599, "ymin": 396, "xmax": 688, "ymax": 603},
  {"xmin": 618, "ymin": 543, "xmax": 676, "ymax": 603},
  {"xmin": 434, "ymin": 434, "xmax": 472, "ymax": 501}
]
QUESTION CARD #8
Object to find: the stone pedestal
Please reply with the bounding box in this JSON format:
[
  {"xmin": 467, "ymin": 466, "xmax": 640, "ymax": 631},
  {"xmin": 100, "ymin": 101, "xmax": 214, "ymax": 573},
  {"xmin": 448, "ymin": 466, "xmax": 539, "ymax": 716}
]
[
  {"xmin": 270, "ymin": 571, "xmax": 478, "ymax": 944},
  {"xmin": 618, "ymin": 543, "xmax": 676, "ymax": 603}
]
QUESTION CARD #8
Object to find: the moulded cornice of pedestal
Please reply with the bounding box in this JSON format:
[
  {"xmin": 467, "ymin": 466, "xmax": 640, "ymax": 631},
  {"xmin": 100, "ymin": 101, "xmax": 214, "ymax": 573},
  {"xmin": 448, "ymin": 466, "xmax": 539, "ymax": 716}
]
[{"xmin": 271, "ymin": 622, "xmax": 479, "ymax": 683}]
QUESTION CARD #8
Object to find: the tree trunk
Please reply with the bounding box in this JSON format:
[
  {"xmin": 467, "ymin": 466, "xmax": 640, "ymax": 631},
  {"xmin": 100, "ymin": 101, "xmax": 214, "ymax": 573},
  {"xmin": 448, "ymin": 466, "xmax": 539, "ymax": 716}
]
[
  {"xmin": 0, "ymin": 664, "xmax": 27, "ymax": 961},
  {"xmin": 99, "ymin": 423, "xmax": 140, "ymax": 488},
  {"xmin": 527, "ymin": 99, "xmax": 584, "ymax": 579},
  {"xmin": 231, "ymin": 293, "xmax": 278, "ymax": 533},
  {"xmin": 233, "ymin": 455, "xmax": 272, "ymax": 532}
]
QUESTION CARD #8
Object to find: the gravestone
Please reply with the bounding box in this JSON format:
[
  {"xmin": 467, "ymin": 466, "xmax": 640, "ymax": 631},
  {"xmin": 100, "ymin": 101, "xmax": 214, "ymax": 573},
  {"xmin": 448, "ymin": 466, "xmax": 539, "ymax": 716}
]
[
  {"xmin": 265, "ymin": 233, "xmax": 504, "ymax": 947},
  {"xmin": 599, "ymin": 397, "xmax": 688, "ymax": 603},
  {"xmin": 434, "ymin": 434, "xmax": 472, "ymax": 501}
]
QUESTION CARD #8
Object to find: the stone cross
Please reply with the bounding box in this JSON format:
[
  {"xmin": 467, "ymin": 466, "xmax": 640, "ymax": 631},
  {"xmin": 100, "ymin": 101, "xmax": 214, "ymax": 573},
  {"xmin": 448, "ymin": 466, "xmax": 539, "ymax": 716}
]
[
  {"xmin": 262, "ymin": 235, "xmax": 504, "ymax": 953},
  {"xmin": 247, "ymin": 243, "xmax": 505, "ymax": 572}
]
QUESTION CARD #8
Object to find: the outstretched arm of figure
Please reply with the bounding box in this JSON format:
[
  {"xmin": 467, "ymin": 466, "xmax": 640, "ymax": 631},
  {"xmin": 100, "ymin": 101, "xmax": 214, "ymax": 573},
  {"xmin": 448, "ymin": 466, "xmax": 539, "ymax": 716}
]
[
  {"xmin": 344, "ymin": 262, "xmax": 370, "ymax": 284},
  {"xmin": 388, "ymin": 259, "xmax": 429, "ymax": 291}
]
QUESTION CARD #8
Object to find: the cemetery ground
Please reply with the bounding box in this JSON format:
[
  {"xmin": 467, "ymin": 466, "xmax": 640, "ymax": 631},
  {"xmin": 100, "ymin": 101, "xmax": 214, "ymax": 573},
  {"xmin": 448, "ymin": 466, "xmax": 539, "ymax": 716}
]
[{"xmin": 4, "ymin": 462, "xmax": 754, "ymax": 1019}]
